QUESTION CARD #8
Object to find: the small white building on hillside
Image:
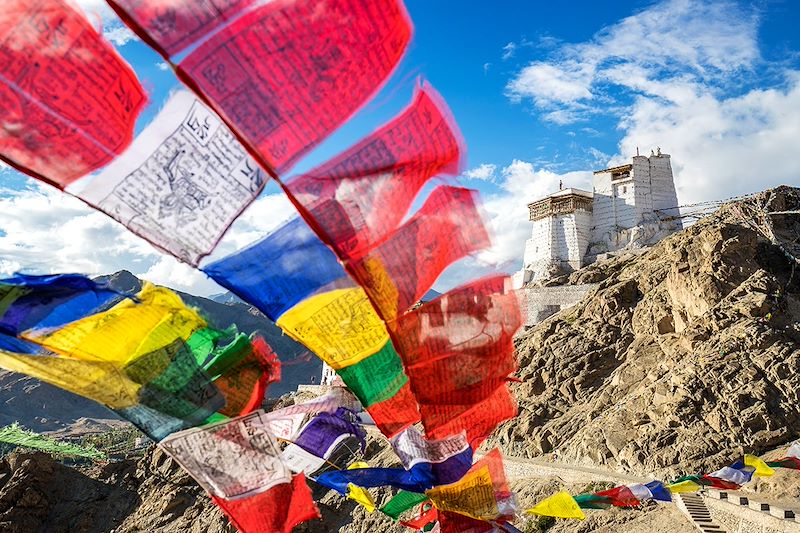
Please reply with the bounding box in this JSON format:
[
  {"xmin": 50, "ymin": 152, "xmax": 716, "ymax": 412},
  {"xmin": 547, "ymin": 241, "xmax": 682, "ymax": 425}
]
[{"xmin": 513, "ymin": 150, "xmax": 681, "ymax": 288}]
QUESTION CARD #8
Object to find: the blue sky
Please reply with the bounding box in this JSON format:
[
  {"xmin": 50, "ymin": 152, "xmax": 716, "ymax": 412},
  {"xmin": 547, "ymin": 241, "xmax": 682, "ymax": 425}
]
[{"xmin": 1, "ymin": 0, "xmax": 799, "ymax": 295}]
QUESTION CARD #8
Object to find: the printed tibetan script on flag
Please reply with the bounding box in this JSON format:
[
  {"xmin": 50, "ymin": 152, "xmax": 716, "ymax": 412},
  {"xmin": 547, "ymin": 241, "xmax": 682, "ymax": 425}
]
[
  {"xmin": 78, "ymin": 91, "xmax": 265, "ymax": 265},
  {"xmin": 0, "ymin": 0, "xmax": 145, "ymax": 186},
  {"xmin": 160, "ymin": 411, "xmax": 291, "ymax": 499},
  {"xmin": 288, "ymin": 84, "xmax": 463, "ymax": 260},
  {"xmin": 179, "ymin": 0, "xmax": 411, "ymax": 172}
]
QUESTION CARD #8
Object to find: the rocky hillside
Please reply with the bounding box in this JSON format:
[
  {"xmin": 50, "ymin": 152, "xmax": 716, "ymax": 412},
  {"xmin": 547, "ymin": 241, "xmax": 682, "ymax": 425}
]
[
  {"xmin": 1, "ymin": 270, "xmax": 318, "ymax": 434},
  {"xmin": 491, "ymin": 186, "xmax": 800, "ymax": 478}
]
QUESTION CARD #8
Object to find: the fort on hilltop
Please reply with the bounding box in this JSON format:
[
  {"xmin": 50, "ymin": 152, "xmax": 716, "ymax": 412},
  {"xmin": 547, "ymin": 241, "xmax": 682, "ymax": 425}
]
[{"xmin": 513, "ymin": 149, "xmax": 682, "ymax": 288}]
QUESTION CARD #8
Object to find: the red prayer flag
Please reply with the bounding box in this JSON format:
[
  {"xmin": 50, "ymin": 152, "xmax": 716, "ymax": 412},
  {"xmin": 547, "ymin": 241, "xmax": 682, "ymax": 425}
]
[
  {"xmin": 211, "ymin": 473, "xmax": 320, "ymax": 533},
  {"xmin": 595, "ymin": 485, "xmax": 641, "ymax": 508},
  {"xmin": 701, "ymin": 475, "xmax": 742, "ymax": 490},
  {"xmin": 0, "ymin": 0, "xmax": 145, "ymax": 187},
  {"xmin": 288, "ymin": 83, "xmax": 463, "ymax": 261},
  {"xmin": 391, "ymin": 276, "xmax": 521, "ymax": 404},
  {"xmin": 347, "ymin": 186, "xmax": 490, "ymax": 321},
  {"xmin": 424, "ymin": 385, "xmax": 517, "ymax": 450},
  {"xmin": 167, "ymin": 0, "xmax": 412, "ymax": 174},
  {"xmin": 400, "ymin": 503, "xmax": 438, "ymax": 530},
  {"xmin": 438, "ymin": 511, "xmax": 496, "ymax": 533},
  {"xmin": 366, "ymin": 380, "xmax": 420, "ymax": 438},
  {"xmin": 106, "ymin": 0, "xmax": 258, "ymax": 57}
]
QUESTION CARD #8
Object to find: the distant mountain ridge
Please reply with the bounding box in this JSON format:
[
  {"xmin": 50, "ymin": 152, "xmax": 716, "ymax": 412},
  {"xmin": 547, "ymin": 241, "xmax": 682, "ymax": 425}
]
[{"xmin": 1, "ymin": 270, "xmax": 320, "ymax": 434}]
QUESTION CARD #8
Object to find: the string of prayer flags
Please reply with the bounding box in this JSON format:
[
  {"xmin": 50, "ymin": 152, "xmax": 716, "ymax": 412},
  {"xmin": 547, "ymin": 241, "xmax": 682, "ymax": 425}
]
[
  {"xmin": 425, "ymin": 449, "xmax": 515, "ymax": 522},
  {"xmin": 0, "ymin": 274, "xmax": 283, "ymax": 441},
  {"xmin": 203, "ymin": 216, "xmax": 346, "ymax": 322},
  {"xmin": 274, "ymin": 285, "xmax": 421, "ymax": 436},
  {"xmin": 0, "ymin": 0, "xmax": 145, "ymax": 187},
  {"xmin": 111, "ymin": 0, "xmax": 413, "ymax": 173},
  {"xmin": 287, "ymin": 83, "xmax": 463, "ymax": 261},
  {"xmin": 348, "ymin": 186, "xmax": 491, "ymax": 322},
  {"xmin": 526, "ymin": 491, "xmax": 585, "ymax": 520},
  {"xmin": 77, "ymin": 90, "xmax": 266, "ymax": 266}
]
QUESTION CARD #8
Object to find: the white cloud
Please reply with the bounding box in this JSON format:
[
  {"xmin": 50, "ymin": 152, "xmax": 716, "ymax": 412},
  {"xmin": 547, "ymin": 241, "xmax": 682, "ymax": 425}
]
[
  {"xmin": 156, "ymin": 61, "xmax": 170, "ymax": 71},
  {"xmin": 0, "ymin": 181, "xmax": 296, "ymax": 296},
  {"xmin": 463, "ymin": 163, "xmax": 497, "ymax": 182},
  {"xmin": 506, "ymin": 0, "xmax": 759, "ymax": 121},
  {"xmin": 617, "ymin": 72, "xmax": 800, "ymax": 205},
  {"xmin": 502, "ymin": 42, "xmax": 516, "ymax": 60},
  {"xmin": 103, "ymin": 25, "xmax": 138, "ymax": 47}
]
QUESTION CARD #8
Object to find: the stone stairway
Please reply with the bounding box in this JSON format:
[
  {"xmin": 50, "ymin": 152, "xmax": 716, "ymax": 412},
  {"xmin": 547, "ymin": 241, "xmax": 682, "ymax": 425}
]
[{"xmin": 676, "ymin": 493, "xmax": 728, "ymax": 533}]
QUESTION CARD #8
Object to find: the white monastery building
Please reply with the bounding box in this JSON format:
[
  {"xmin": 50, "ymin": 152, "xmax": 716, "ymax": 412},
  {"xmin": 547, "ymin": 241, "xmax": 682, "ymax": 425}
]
[{"xmin": 513, "ymin": 149, "xmax": 682, "ymax": 288}]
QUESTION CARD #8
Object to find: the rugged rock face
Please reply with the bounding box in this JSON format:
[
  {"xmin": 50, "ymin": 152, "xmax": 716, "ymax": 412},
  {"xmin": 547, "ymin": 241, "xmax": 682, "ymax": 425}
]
[
  {"xmin": 491, "ymin": 186, "xmax": 800, "ymax": 478},
  {"xmin": 0, "ymin": 450, "xmax": 230, "ymax": 533}
]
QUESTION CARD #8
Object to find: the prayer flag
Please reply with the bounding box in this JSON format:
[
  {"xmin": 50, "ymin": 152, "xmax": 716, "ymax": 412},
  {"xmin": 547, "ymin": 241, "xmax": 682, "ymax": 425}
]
[
  {"xmin": 160, "ymin": 411, "xmax": 292, "ymax": 498},
  {"xmin": 526, "ymin": 491, "xmax": 585, "ymax": 520},
  {"xmin": 573, "ymin": 493, "xmax": 611, "ymax": 509},
  {"xmin": 594, "ymin": 485, "xmax": 640, "ymax": 508},
  {"xmin": 212, "ymin": 473, "xmax": 320, "ymax": 533},
  {"xmin": 25, "ymin": 283, "xmax": 206, "ymax": 364},
  {"xmin": 381, "ymin": 491, "xmax": 429, "ymax": 520},
  {"xmin": 426, "ymin": 449, "xmax": 513, "ymax": 522},
  {"xmin": 644, "ymin": 480, "xmax": 672, "ymax": 502},
  {"xmin": 346, "ymin": 462, "xmax": 377, "ymax": 513},
  {"xmin": 348, "ymin": 186, "xmax": 490, "ymax": 321},
  {"xmin": 390, "ymin": 276, "xmax": 520, "ymax": 441},
  {"xmin": 106, "ymin": 0, "xmax": 257, "ymax": 56},
  {"xmin": 744, "ymin": 454, "xmax": 775, "ymax": 477},
  {"xmin": 203, "ymin": 216, "xmax": 345, "ymax": 321},
  {"xmin": 117, "ymin": 0, "xmax": 414, "ymax": 173},
  {"xmin": 78, "ymin": 90, "xmax": 265, "ymax": 265},
  {"xmin": 288, "ymin": 83, "xmax": 463, "ymax": 261},
  {"xmin": 0, "ymin": 0, "xmax": 145, "ymax": 186},
  {"xmin": 424, "ymin": 385, "xmax": 517, "ymax": 450},
  {"xmin": 666, "ymin": 479, "xmax": 701, "ymax": 494},
  {"xmin": 0, "ymin": 273, "xmax": 123, "ymax": 335}
]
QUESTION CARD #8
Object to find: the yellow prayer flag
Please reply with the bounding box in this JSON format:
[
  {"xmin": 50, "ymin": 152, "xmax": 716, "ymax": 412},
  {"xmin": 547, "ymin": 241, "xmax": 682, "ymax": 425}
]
[
  {"xmin": 426, "ymin": 465, "xmax": 499, "ymax": 520},
  {"xmin": 26, "ymin": 284, "xmax": 206, "ymax": 364},
  {"xmin": 666, "ymin": 480, "xmax": 701, "ymax": 494},
  {"xmin": 526, "ymin": 491, "xmax": 585, "ymax": 520},
  {"xmin": 277, "ymin": 288, "xmax": 389, "ymax": 369},
  {"xmin": 744, "ymin": 454, "xmax": 775, "ymax": 477},
  {"xmin": 0, "ymin": 352, "xmax": 140, "ymax": 408},
  {"xmin": 345, "ymin": 461, "xmax": 376, "ymax": 512},
  {"xmin": 347, "ymin": 483, "xmax": 376, "ymax": 513}
]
